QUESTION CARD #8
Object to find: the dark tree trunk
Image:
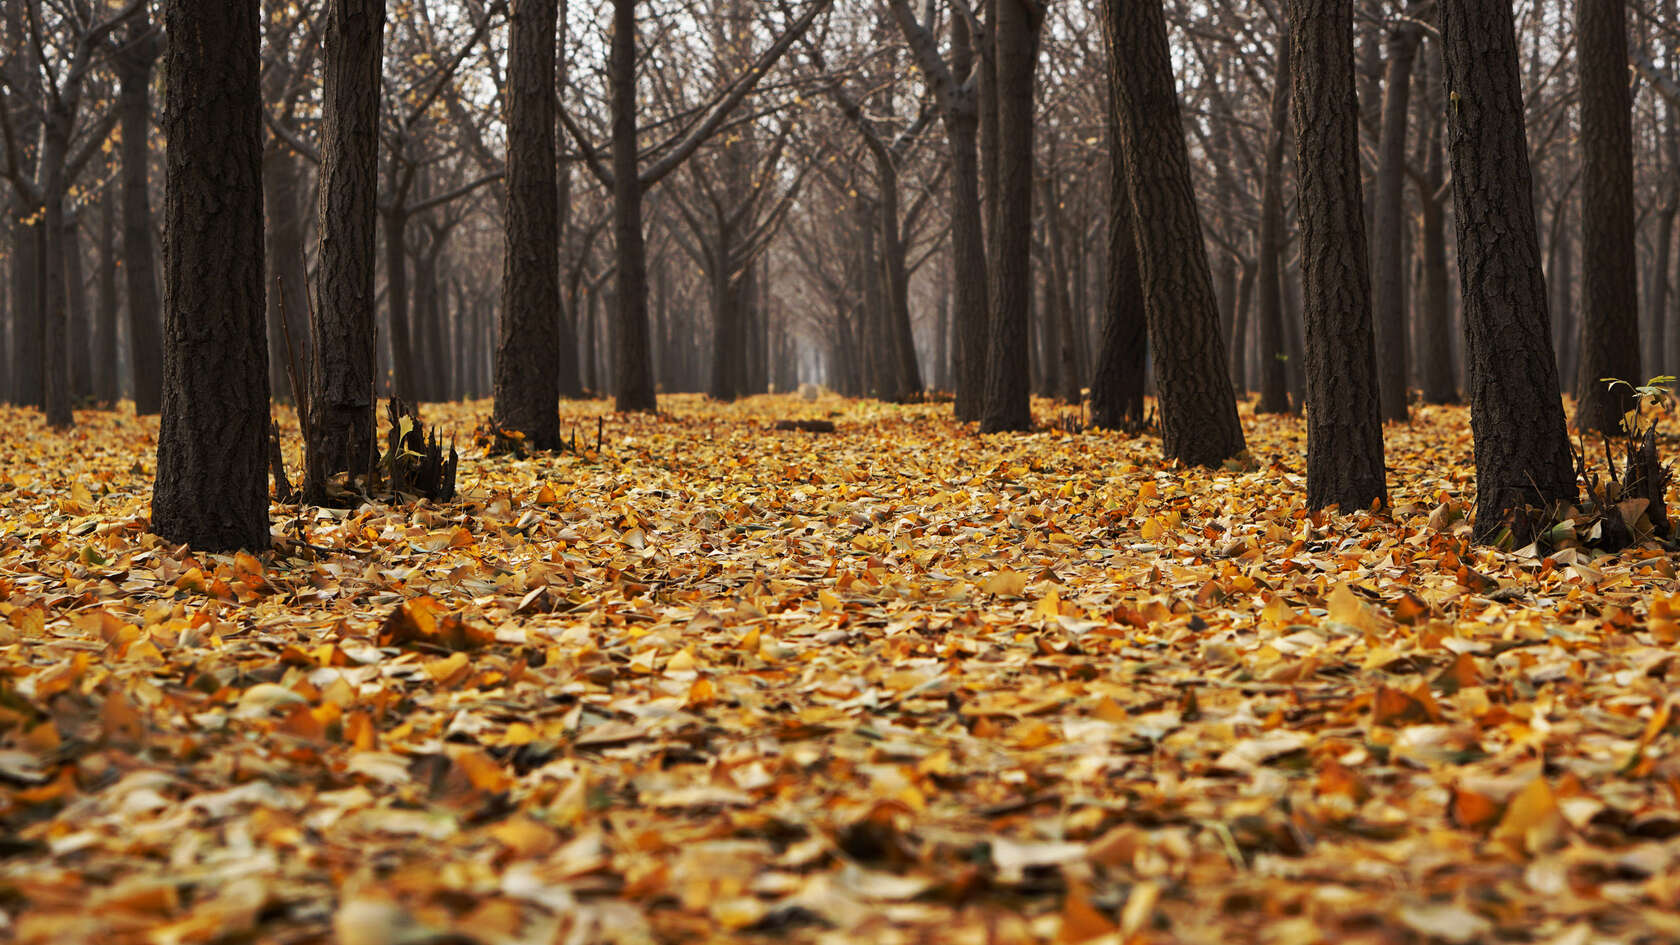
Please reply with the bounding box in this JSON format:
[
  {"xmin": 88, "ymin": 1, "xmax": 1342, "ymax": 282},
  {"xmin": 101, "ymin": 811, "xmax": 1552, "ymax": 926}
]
[
  {"xmin": 1440, "ymin": 0, "xmax": 1576, "ymax": 541},
  {"xmin": 306, "ymin": 0, "xmax": 384, "ymax": 499},
  {"xmin": 383, "ymin": 207, "xmax": 416, "ymax": 402},
  {"xmin": 40, "ymin": 109, "xmax": 73, "ymax": 428},
  {"xmin": 1370, "ymin": 20, "xmax": 1421, "ymax": 422},
  {"xmin": 1288, "ymin": 0, "xmax": 1386, "ymax": 511},
  {"xmin": 1572, "ymin": 0, "xmax": 1642, "ymax": 431},
  {"xmin": 979, "ymin": 0, "xmax": 1041, "ymax": 432},
  {"xmin": 152, "ymin": 0, "xmax": 271, "ymax": 551},
  {"xmin": 1090, "ymin": 131, "xmax": 1148, "ymax": 430},
  {"xmin": 1102, "ymin": 0, "xmax": 1246, "ymax": 466},
  {"xmin": 117, "ymin": 15, "xmax": 163, "ymax": 415},
  {"xmin": 65, "ymin": 209, "xmax": 92, "ymax": 404},
  {"xmin": 96, "ymin": 188, "xmax": 120, "ymax": 405},
  {"xmin": 948, "ymin": 11, "xmax": 988, "ymax": 421},
  {"xmin": 1231, "ymin": 259, "xmax": 1256, "ymax": 393},
  {"xmin": 1255, "ymin": 36, "xmax": 1293, "ymax": 415},
  {"xmin": 877, "ymin": 157, "xmax": 923, "ymax": 402},
  {"xmin": 609, "ymin": 0, "xmax": 656, "ymax": 412},
  {"xmin": 1417, "ymin": 44, "xmax": 1458, "ymax": 404},
  {"xmin": 263, "ymin": 148, "xmax": 311, "ymax": 405}
]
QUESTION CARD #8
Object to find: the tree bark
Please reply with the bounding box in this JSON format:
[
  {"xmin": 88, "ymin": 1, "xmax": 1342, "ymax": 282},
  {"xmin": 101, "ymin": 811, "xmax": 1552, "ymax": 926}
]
[
  {"xmin": 306, "ymin": 0, "xmax": 384, "ymax": 499},
  {"xmin": 65, "ymin": 207, "xmax": 92, "ymax": 404},
  {"xmin": 1089, "ymin": 128, "xmax": 1148, "ymax": 430},
  {"xmin": 116, "ymin": 15, "xmax": 163, "ymax": 415},
  {"xmin": 979, "ymin": 0, "xmax": 1041, "ymax": 432},
  {"xmin": 152, "ymin": 0, "xmax": 271, "ymax": 551},
  {"xmin": 96, "ymin": 187, "xmax": 120, "ymax": 405},
  {"xmin": 1572, "ymin": 0, "xmax": 1642, "ymax": 431},
  {"xmin": 1370, "ymin": 19, "xmax": 1421, "ymax": 422},
  {"xmin": 263, "ymin": 148, "xmax": 310, "ymax": 405},
  {"xmin": 1416, "ymin": 40, "xmax": 1458, "ymax": 404},
  {"xmin": 609, "ymin": 0, "xmax": 657, "ymax": 412},
  {"xmin": 1440, "ymin": 0, "xmax": 1576, "ymax": 541},
  {"xmin": 39, "ymin": 107, "xmax": 73, "ymax": 428},
  {"xmin": 1254, "ymin": 36, "xmax": 1293, "ymax": 415},
  {"xmin": 495, "ymin": 0, "xmax": 565, "ymax": 446},
  {"xmin": 1102, "ymin": 0, "xmax": 1246, "ymax": 466},
  {"xmin": 1288, "ymin": 0, "xmax": 1386, "ymax": 511}
]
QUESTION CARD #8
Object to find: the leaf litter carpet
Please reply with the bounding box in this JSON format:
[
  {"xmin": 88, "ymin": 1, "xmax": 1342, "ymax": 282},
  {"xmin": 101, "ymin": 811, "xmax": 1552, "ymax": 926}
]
[{"xmin": 3, "ymin": 394, "xmax": 1680, "ymax": 945}]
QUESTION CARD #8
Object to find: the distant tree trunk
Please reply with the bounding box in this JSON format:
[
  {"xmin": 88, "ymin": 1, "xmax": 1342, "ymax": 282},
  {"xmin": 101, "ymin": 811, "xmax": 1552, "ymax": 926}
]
[
  {"xmin": 1573, "ymin": 0, "xmax": 1642, "ymax": 431},
  {"xmin": 1416, "ymin": 42, "xmax": 1458, "ymax": 404},
  {"xmin": 1288, "ymin": 0, "xmax": 1386, "ymax": 511},
  {"xmin": 263, "ymin": 149, "xmax": 310, "ymax": 404},
  {"xmin": 383, "ymin": 206, "xmax": 416, "ymax": 401},
  {"xmin": 152, "ymin": 0, "xmax": 271, "ymax": 551},
  {"xmin": 1370, "ymin": 18, "xmax": 1421, "ymax": 422},
  {"xmin": 877, "ymin": 154, "xmax": 923, "ymax": 402},
  {"xmin": 66, "ymin": 208, "xmax": 93, "ymax": 405},
  {"xmin": 95, "ymin": 188, "xmax": 120, "ymax": 405},
  {"xmin": 1441, "ymin": 0, "xmax": 1576, "ymax": 541},
  {"xmin": 306, "ymin": 0, "xmax": 384, "ymax": 500},
  {"xmin": 948, "ymin": 11, "xmax": 988, "ymax": 420},
  {"xmin": 980, "ymin": 0, "xmax": 1042, "ymax": 432},
  {"xmin": 609, "ymin": 0, "xmax": 657, "ymax": 412},
  {"xmin": 116, "ymin": 15, "xmax": 163, "ymax": 416},
  {"xmin": 1255, "ymin": 36, "xmax": 1293, "ymax": 415},
  {"xmin": 39, "ymin": 107, "xmax": 74, "ymax": 428},
  {"xmin": 9, "ymin": 222, "xmax": 42, "ymax": 407},
  {"xmin": 1103, "ymin": 0, "xmax": 1245, "ymax": 465},
  {"xmin": 1089, "ymin": 130, "xmax": 1148, "ymax": 430}
]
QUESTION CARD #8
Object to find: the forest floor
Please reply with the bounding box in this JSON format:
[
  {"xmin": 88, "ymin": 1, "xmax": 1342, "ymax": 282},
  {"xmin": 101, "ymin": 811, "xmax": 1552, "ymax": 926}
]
[{"xmin": 3, "ymin": 393, "xmax": 1680, "ymax": 945}]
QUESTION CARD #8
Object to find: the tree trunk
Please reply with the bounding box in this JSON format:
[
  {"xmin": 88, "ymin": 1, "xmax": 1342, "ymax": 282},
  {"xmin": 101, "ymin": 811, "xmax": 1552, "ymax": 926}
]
[
  {"xmin": 608, "ymin": 0, "xmax": 657, "ymax": 412},
  {"xmin": 306, "ymin": 0, "xmax": 384, "ymax": 499},
  {"xmin": 948, "ymin": 12, "xmax": 988, "ymax": 421},
  {"xmin": 1103, "ymin": 0, "xmax": 1246, "ymax": 465},
  {"xmin": 980, "ymin": 0, "xmax": 1041, "ymax": 432},
  {"xmin": 263, "ymin": 148, "xmax": 311, "ymax": 405},
  {"xmin": 1417, "ymin": 44, "xmax": 1458, "ymax": 404},
  {"xmin": 878, "ymin": 157, "xmax": 923, "ymax": 402},
  {"xmin": 153, "ymin": 0, "xmax": 271, "ymax": 551},
  {"xmin": 494, "ymin": 0, "xmax": 563, "ymax": 442},
  {"xmin": 117, "ymin": 15, "xmax": 163, "ymax": 416},
  {"xmin": 1370, "ymin": 20, "xmax": 1421, "ymax": 422},
  {"xmin": 1288, "ymin": 0, "xmax": 1386, "ymax": 511},
  {"xmin": 1573, "ymin": 0, "xmax": 1642, "ymax": 431},
  {"xmin": 1255, "ymin": 36, "xmax": 1293, "ymax": 415},
  {"xmin": 1440, "ymin": 0, "xmax": 1576, "ymax": 541},
  {"xmin": 1090, "ymin": 132, "xmax": 1148, "ymax": 430},
  {"xmin": 66, "ymin": 207, "xmax": 92, "ymax": 405},
  {"xmin": 96, "ymin": 187, "xmax": 120, "ymax": 405},
  {"xmin": 39, "ymin": 108, "xmax": 73, "ymax": 428}
]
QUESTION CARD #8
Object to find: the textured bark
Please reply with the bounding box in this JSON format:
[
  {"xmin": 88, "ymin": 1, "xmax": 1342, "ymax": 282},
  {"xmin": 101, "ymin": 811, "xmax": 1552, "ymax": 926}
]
[
  {"xmin": 877, "ymin": 155, "xmax": 923, "ymax": 402},
  {"xmin": 494, "ymin": 4, "xmax": 562, "ymax": 443},
  {"xmin": 979, "ymin": 0, "xmax": 1041, "ymax": 433},
  {"xmin": 1440, "ymin": 0, "xmax": 1576, "ymax": 540},
  {"xmin": 1102, "ymin": 0, "xmax": 1245, "ymax": 466},
  {"xmin": 152, "ymin": 0, "xmax": 271, "ymax": 551},
  {"xmin": 1089, "ymin": 127, "xmax": 1148, "ymax": 431},
  {"xmin": 609, "ymin": 0, "xmax": 657, "ymax": 412},
  {"xmin": 1370, "ymin": 20, "xmax": 1421, "ymax": 422},
  {"xmin": 1572, "ymin": 0, "xmax": 1642, "ymax": 432},
  {"xmin": 306, "ymin": 0, "xmax": 384, "ymax": 500},
  {"xmin": 1254, "ymin": 36, "xmax": 1293, "ymax": 415},
  {"xmin": 116, "ymin": 15, "xmax": 162, "ymax": 415},
  {"xmin": 1288, "ymin": 0, "xmax": 1386, "ymax": 511}
]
